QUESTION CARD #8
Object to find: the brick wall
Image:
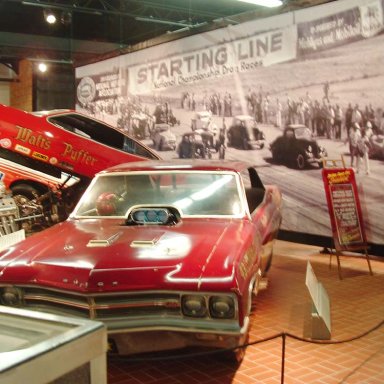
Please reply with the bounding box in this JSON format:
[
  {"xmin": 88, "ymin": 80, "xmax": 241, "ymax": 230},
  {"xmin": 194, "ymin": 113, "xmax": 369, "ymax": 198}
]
[{"xmin": 10, "ymin": 59, "xmax": 33, "ymax": 111}]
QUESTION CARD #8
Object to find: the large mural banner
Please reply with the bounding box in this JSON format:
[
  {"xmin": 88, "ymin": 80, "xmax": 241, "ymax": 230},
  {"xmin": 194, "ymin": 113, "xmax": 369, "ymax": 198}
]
[{"xmin": 75, "ymin": 0, "xmax": 384, "ymax": 247}]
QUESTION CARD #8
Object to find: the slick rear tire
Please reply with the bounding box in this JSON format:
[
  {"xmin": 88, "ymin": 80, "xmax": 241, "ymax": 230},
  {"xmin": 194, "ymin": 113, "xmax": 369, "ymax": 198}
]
[
  {"xmin": 11, "ymin": 183, "xmax": 45, "ymax": 217},
  {"xmin": 11, "ymin": 183, "xmax": 41, "ymax": 202}
]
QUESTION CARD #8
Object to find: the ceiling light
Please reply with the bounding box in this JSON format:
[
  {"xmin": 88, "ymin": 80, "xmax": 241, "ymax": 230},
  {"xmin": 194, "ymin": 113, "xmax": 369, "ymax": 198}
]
[
  {"xmin": 237, "ymin": 0, "xmax": 283, "ymax": 7},
  {"xmin": 44, "ymin": 9, "xmax": 57, "ymax": 24},
  {"xmin": 38, "ymin": 63, "xmax": 48, "ymax": 73}
]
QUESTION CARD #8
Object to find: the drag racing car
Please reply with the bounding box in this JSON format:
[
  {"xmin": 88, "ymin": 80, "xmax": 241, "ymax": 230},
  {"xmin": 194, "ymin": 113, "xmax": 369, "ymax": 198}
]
[
  {"xmin": 270, "ymin": 124, "xmax": 327, "ymax": 169},
  {"xmin": 0, "ymin": 160, "xmax": 282, "ymax": 362},
  {"xmin": 227, "ymin": 115, "xmax": 265, "ymax": 150}
]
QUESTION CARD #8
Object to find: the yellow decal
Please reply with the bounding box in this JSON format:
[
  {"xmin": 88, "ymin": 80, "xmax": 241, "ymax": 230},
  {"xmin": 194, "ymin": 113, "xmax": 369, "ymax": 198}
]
[
  {"xmin": 62, "ymin": 142, "xmax": 97, "ymax": 166},
  {"xmin": 32, "ymin": 151, "xmax": 49, "ymax": 162}
]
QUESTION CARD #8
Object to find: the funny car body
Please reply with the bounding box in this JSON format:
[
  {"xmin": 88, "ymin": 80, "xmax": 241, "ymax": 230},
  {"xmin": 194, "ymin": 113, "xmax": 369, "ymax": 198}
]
[
  {"xmin": 0, "ymin": 160, "xmax": 282, "ymax": 361},
  {"xmin": 0, "ymin": 104, "xmax": 159, "ymax": 228}
]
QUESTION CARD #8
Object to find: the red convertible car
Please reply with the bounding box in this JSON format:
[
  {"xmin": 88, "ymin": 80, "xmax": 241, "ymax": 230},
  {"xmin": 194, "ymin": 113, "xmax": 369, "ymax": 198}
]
[{"xmin": 0, "ymin": 160, "xmax": 282, "ymax": 361}]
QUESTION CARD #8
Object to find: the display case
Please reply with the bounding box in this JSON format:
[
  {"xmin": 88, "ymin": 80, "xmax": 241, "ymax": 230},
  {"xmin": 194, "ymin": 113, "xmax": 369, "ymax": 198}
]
[{"xmin": 0, "ymin": 306, "xmax": 107, "ymax": 384}]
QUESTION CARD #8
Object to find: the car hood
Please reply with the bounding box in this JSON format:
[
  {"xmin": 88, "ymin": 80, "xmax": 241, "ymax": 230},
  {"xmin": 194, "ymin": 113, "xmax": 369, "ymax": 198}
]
[
  {"xmin": 0, "ymin": 218, "xmax": 252, "ymax": 292},
  {"xmin": 160, "ymin": 131, "xmax": 176, "ymax": 140}
]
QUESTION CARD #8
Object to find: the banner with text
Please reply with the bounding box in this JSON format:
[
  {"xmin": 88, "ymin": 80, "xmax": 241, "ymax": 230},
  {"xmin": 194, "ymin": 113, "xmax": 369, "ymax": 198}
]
[
  {"xmin": 322, "ymin": 168, "xmax": 367, "ymax": 251},
  {"xmin": 297, "ymin": 0, "xmax": 383, "ymax": 55}
]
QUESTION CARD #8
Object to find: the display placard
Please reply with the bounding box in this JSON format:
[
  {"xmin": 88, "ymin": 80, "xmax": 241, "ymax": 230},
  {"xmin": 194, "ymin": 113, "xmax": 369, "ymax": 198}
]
[{"xmin": 322, "ymin": 167, "xmax": 366, "ymax": 251}]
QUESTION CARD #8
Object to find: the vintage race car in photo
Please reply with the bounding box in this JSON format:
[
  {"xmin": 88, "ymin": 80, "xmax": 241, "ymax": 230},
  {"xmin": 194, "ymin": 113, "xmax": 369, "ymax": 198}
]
[
  {"xmin": 269, "ymin": 124, "xmax": 327, "ymax": 169},
  {"xmin": 369, "ymin": 133, "xmax": 384, "ymax": 159},
  {"xmin": 227, "ymin": 115, "xmax": 265, "ymax": 150},
  {"xmin": 151, "ymin": 123, "xmax": 177, "ymax": 151},
  {"xmin": 191, "ymin": 110, "xmax": 218, "ymax": 132},
  {"xmin": 0, "ymin": 160, "xmax": 282, "ymax": 361},
  {"xmin": 177, "ymin": 131, "xmax": 225, "ymax": 159}
]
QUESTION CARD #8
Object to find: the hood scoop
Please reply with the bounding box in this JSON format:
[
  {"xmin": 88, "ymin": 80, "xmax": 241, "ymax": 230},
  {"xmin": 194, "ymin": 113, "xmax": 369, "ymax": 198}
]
[{"xmin": 87, "ymin": 232, "xmax": 121, "ymax": 248}]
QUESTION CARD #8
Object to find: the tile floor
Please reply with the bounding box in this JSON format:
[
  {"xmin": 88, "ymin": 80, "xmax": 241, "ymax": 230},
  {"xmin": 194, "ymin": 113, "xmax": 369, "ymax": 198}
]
[{"xmin": 107, "ymin": 240, "xmax": 384, "ymax": 384}]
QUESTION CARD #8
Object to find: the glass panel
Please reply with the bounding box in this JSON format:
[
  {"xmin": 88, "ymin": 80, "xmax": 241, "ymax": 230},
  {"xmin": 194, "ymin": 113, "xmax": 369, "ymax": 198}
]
[{"xmin": 75, "ymin": 172, "xmax": 244, "ymax": 217}]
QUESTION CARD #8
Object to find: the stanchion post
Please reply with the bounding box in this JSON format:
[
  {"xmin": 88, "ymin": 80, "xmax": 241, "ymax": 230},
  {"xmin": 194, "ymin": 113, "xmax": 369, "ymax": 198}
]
[{"xmin": 281, "ymin": 333, "xmax": 286, "ymax": 384}]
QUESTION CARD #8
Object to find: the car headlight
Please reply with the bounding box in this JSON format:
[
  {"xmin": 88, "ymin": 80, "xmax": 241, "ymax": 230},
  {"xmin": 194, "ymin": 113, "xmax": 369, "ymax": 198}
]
[
  {"xmin": 306, "ymin": 145, "xmax": 313, "ymax": 153},
  {"xmin": 209, "ymin": 296, "xmax": 235, "ymax": 319},
  {"xmin": 181, "ymin": 295, "xmax": 207, "ymax": 317},
  {"xmin": 0, "ymin": 287, "xmax": 23, "ymax": 306}
]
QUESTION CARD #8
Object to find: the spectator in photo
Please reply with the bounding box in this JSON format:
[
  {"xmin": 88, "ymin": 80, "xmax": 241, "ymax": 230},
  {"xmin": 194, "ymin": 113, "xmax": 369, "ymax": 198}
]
[
  {"xmin": 351, "ymin": 104, "xmax": 363, "ymax": 126},
  {"xmin": 334, "ymin": 104, "xmax": 343, "ymax": 139},
  {"xmin": 356, "ymin": 126, "xmax": 371, "ymax": 175},
  {"xmin": 345, "ymin": 103, "xmax": 353, "ymax": 138},
  {"xmin": 347, "ymin": 122, "xmax": 361, "ymax": 169}
]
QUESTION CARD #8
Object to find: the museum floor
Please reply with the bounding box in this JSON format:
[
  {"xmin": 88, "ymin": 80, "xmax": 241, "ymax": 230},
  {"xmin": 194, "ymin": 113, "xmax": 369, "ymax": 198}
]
[{"xmin": 106, "ymin": 240, "xmax": 384, "ymax": 384}]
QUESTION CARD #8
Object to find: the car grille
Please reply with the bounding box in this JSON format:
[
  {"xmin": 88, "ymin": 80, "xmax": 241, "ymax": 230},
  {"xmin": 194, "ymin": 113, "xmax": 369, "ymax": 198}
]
[{"xmin": 19, "ymin": 286, "xmax": 181, "ymax": 321}]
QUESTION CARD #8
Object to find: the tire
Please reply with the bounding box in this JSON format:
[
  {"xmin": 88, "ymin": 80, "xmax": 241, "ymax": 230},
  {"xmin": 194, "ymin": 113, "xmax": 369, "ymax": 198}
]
[
  {"xmin": 220, "ymin": 333, "xmax": 249, "ymax": 364},
  {"xmin": 296, "ymin": 153, "xmax": 306, "ymax": 169},
  {"xmin": 11, "ymin": 184, "xmax": 44, "ymax": 217}
]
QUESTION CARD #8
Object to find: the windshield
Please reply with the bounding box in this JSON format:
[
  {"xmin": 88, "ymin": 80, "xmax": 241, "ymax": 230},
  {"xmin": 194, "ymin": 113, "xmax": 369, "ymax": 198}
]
[
  {"xmin": 294, "ymin": 126, "xmax": 312, "ymax": 139},
  {"xmin": 74, "ymin": 171, "xmax": 244, "ymax": 218},
  {"xmin": 48, "ymin": 113, "xmax": 159, "ymax": 159}
]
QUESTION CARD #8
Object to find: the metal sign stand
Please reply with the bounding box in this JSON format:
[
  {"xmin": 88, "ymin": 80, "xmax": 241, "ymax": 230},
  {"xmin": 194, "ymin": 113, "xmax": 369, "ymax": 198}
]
[{"xmin": 322, "ymin": 156, "xmax": 373, "ymax": 280}]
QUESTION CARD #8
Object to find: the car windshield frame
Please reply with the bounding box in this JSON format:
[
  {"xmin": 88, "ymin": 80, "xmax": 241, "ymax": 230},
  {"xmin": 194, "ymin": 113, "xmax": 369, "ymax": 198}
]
[
  {"xmin": 293, "ymin": 126, "xmax": 313, "ymax": 140},
  {"xmin": 72, "ymin": 170, "xmax": 246, "ymax": 219}
]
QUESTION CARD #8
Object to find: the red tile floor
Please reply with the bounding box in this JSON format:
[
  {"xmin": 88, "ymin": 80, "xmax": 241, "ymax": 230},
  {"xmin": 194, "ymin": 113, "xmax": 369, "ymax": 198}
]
[{"xmin": 107, "ymin": 240, "xmax": 384, "ymax": 384}]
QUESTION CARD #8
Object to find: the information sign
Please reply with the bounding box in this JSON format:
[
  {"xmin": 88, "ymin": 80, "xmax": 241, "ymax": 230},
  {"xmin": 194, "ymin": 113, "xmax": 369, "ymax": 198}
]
[{"xmin": 322, "ymin": 167, "xmax": 366, "ymax": 251}]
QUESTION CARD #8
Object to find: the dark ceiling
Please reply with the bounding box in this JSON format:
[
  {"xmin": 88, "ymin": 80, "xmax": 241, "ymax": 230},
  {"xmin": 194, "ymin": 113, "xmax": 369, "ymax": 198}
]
[{"xmin": 0, "ymin": 0, "xmax": 335, "ymax": 71}]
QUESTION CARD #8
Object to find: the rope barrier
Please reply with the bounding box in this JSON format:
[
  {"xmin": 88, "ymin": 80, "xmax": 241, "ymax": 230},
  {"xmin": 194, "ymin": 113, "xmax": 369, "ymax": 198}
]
[{"xmin": 108, "ymin": 318, "xmax": 384, "ymax": 363}]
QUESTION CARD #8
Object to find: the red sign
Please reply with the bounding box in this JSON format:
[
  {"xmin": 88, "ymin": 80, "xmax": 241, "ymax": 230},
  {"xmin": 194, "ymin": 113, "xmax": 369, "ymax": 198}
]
[{"xmin": 322, "ymin": 168, "xmax": 366, "ymax": 251}]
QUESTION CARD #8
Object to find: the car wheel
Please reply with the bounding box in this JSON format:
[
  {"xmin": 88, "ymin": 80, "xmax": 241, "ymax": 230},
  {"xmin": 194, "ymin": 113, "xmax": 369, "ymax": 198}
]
[
  {"xmin": 296, "ymin": 153, "xmax": 306, "ymax": 169},
  {"xmin": 11, "ymin": 184, "xmax": 44, "ymax": 216},
  {"xmin": 220, "ymin": 333, "xmax": 249, "ymax": 364}
]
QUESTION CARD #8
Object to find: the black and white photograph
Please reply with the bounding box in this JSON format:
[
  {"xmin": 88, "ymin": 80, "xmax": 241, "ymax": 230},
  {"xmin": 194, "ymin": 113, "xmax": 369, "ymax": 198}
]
[{"xmin": 76, "ymin": 0, "xmax": 384, "ymax": 247}]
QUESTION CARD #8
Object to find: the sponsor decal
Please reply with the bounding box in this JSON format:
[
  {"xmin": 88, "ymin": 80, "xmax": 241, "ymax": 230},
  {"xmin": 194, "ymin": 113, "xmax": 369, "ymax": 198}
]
[
  {"xmin": 50, "ymin": 157, "xmax": 58, "ymax": 165},
  {"xmin": 32, "ymin": 151, "xmax": 49, "ymax": 162},
  {"xmin": 15, "ymin": 144, "xmax": 31, "ymax": 155},
  {"xmin": 16, "ymin": 126, "xmax": 51, "ymax": 150},
  {"xmin": 59, "ymin": 161, "xmax": 74, "ymax": 171},
  {"xmin": 239, "ymin": 244, "xmax": 257, "ymax": 280},
  {"xmin": 0, "ymin": 138, "xmax": 11, "ymax": 148},
  {"xmin": 62, "ymin": 142, "xmax": 97, "ymax": 166}
]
